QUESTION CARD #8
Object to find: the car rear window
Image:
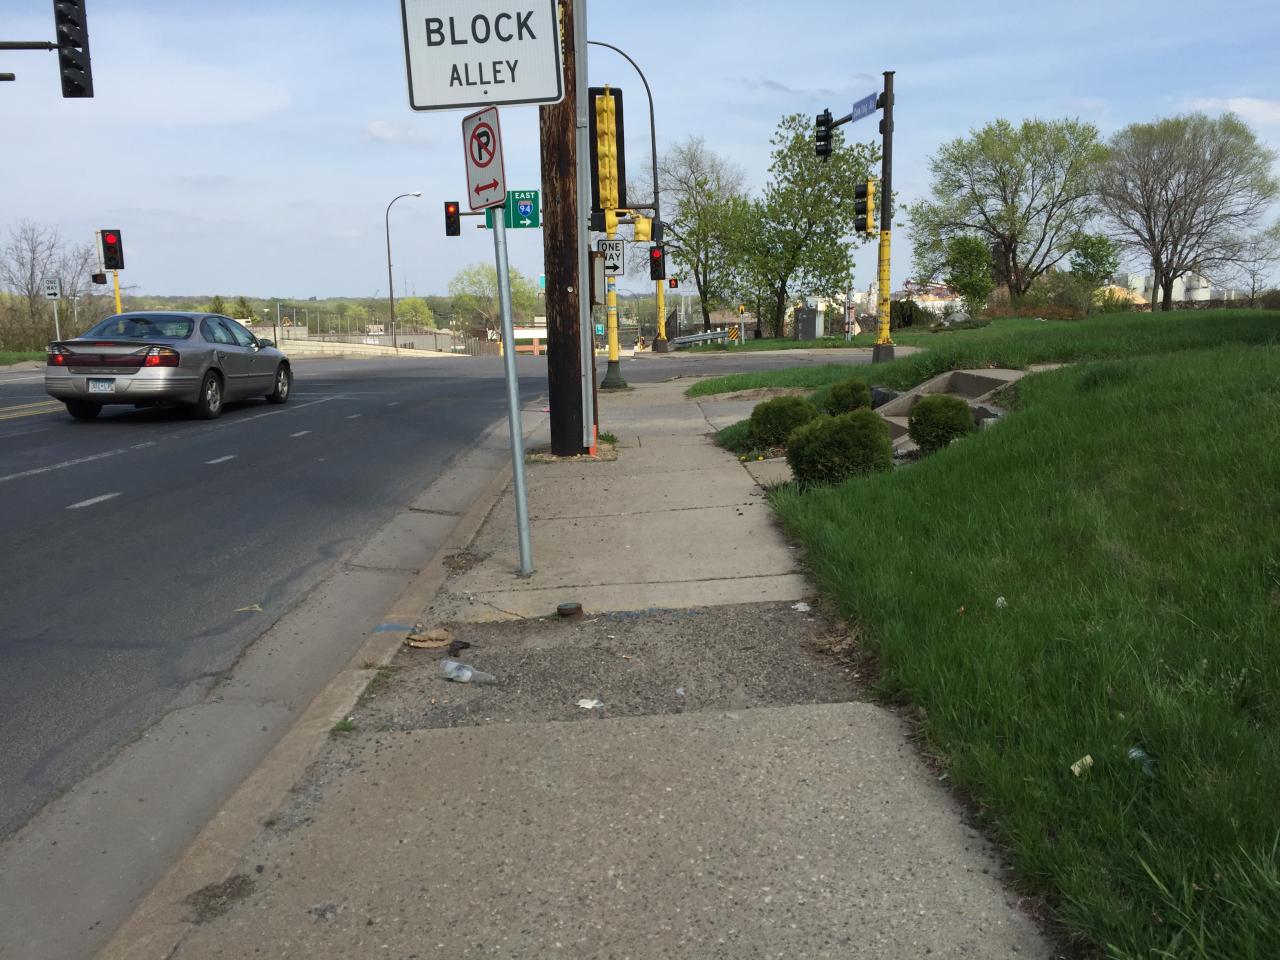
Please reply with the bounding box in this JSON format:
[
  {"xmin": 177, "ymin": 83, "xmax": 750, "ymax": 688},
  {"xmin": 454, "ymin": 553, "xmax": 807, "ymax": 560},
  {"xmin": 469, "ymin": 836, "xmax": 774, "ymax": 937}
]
[{"xmin": 84, "ymin": 315, "xmax": 194, "ymax": 340}]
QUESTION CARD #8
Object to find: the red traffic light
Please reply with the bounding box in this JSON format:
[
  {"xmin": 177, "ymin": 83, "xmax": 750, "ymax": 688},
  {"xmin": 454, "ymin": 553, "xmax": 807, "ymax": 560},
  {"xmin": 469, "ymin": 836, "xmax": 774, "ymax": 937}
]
[
  {"xmin": 650, "ymin": 247, "xmax": 662, "ymax": 259},
  {"xmin": 444, "ymin": 201, "xmax": 461, "ymax": 237},
  {"xmin": 99, "ymin": 228, "xmax": 124, "ymax": 269}
]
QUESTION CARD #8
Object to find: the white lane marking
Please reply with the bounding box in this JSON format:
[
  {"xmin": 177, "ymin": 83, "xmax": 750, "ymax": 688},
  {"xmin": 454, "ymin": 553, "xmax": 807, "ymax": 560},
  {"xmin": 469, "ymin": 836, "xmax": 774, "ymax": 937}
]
[
  {"xmin": 346, "ymin": 413, "xmax": 362, "ymax": 420},
  {"xmin": 66, "ymin": 492, "xmax": 121, "ymax": 510},
  {"xmin": 1, "ymin": 447, "xmax": 133, "ymax": 485},
  {"xmin": 0, "ymin": 396, "xmax": 334, "ymax": 485},
  {"xmin": 386, "ymin": 401, "xmax": 400, "ymax": 407},
  {"xmin": 206, "ymin": 455, "xmax": 237, "ymax": 465},
  {"xmin": 0, "ymin": 376, "xmax": 45, "ymax": 384},
  {"xmin": 290, "ymin": 430, "xmax": 312, "ymax": 438}
]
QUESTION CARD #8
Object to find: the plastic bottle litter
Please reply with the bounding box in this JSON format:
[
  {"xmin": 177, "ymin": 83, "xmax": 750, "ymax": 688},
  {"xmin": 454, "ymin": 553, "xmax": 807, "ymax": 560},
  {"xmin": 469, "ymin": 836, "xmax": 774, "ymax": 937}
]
[
  {"xmin": 1126, "ymin": 746, "xmax": 1156, "ymax": 778},
  {"xmin": 439, "ymin": 659, "xmax": 496, "ymax": 684}
]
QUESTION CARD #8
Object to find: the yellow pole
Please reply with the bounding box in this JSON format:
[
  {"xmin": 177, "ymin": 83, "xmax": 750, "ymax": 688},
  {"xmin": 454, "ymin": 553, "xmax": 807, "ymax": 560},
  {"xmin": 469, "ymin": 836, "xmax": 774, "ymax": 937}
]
[
  {"xmin": 112, "ymin": 269, "xmax": 123, "ymax": 315},
  {"xmin": 605, "ymin": 220, "xmax": 620, "ymax": 365},
  {"xmin": 876, "ymin": 229, "xmax": 892, "ymax": 345},
  {"xmin": 655, "ymin": 279, "xmax": 665, "ymax": 345}
]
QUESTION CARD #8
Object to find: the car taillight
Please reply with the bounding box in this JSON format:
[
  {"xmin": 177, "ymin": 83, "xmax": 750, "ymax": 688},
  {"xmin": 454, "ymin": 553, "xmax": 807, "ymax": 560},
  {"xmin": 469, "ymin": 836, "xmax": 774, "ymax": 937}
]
[
  {"xmin": 142, "ymin": 346, "xmax": 180, "ymax": 367},
  {"xmin": 47, "ymin": 345, "xmax": 68, "ymax": 366}
]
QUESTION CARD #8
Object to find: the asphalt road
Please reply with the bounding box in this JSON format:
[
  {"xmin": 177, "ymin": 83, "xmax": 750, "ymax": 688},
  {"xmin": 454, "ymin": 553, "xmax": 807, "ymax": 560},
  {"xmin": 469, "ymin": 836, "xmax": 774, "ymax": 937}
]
[
  {"xmin": 0, "ymin": 345, "xmax": 866, "ymax": 842},
  {"xmin": 0, "ymin": 354, "xmax": 557, "ymax": 841}
]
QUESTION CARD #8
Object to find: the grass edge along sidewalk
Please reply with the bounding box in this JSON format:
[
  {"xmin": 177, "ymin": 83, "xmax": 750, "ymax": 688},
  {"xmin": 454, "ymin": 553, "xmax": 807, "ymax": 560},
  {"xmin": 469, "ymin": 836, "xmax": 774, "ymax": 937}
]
[
  {"xmin": 766, "ymin": 341, "xmax": 1280, "ymax": 958},
  {"xmin": 684, "ymin": 311, "xmax": 1280, "ymax": 400}
]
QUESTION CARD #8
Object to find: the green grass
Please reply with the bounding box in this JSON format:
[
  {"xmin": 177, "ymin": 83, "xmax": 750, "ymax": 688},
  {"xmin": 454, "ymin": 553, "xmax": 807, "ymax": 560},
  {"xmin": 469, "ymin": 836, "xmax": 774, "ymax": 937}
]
[
  {"xmin": 685, "ymin": 311, "xmax": 1280, "ymax": 398},
  {"xmin": 599, "ymin": 431, "xmax": 619, "ymax": 445},
  {"xmin": 771, "ymin": 344, "xmax": 1280, "ymax": 957},
  {"xmin": 0, "ymin": 351, "xmax": 43, "ymax": 366}
]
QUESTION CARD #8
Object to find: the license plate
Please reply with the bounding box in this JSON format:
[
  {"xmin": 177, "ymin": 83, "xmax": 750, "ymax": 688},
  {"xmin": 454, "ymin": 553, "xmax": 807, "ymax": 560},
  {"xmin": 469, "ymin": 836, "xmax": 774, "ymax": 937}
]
[{"xmin": 88, "ymin": 378, "xmax": 116, "ymax": 394}]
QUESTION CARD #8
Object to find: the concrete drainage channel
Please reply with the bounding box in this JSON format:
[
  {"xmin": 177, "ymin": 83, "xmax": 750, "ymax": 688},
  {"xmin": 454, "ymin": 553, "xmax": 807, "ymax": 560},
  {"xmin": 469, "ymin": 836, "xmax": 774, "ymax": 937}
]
[
  {"xmin": 0, "ymin": 410, "xmax": 547, "ymax": 960},
  {"xmin": 875, "ymin": 367, "xmax": 1029, "ymax": 456}
]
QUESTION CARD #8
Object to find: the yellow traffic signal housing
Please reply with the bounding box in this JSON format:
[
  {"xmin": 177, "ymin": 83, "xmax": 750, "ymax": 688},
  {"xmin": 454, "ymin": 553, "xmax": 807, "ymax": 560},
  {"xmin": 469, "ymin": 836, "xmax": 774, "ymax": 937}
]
[
  {"xmin": 854, "ymin": 179, "xmax": 876, "ymax": 235},
  {"xmin": 588, "ymin": 85, "xmax": 628, "ymax": 214},
  {"xmin": 633, "ymin": 215, "xmax": 652, "ymax": 242},
  {"xmin": 605, "ymin": 209, "xmax": 619, "ymax": 236}
]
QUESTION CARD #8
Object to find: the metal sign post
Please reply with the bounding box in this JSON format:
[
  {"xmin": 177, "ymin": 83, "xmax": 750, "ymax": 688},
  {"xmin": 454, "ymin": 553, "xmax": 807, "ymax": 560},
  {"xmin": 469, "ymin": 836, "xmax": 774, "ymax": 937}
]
[
  {"xmin": 461, "ymin": 106, "xmax": 532, "ymax": 576},
  {"xmin": 492, "ymin": 214, "xmax": 533, "ymax": 577}
]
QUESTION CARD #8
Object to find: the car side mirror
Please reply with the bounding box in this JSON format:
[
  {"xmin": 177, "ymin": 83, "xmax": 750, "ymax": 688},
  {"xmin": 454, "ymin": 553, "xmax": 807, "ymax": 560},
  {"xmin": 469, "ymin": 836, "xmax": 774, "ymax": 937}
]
[{"xmin": 257, "ymin": 338, "xmax": 274, "ymax": 348}]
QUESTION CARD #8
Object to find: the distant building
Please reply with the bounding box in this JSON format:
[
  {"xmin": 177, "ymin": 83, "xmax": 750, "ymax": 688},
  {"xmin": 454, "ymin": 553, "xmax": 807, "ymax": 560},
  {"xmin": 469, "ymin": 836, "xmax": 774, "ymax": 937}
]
[{"xmin": 1112, "ymin": 271, "xmax": 1243, "ymax": 304}]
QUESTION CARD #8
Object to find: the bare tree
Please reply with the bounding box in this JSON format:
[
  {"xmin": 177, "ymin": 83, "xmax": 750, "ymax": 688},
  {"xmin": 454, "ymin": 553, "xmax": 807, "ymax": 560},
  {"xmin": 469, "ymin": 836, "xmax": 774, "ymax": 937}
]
[
  {"xmin": 0, "ymin": 223, "xmax": 103, "ymax": 348},
  {"xmin": 657, "ymin": 136, "xmax": 750, "ymax": 330},
  {"xmin": 1228, "ymin": 224, "xmax": 1280, "ymax": 306},
  {"xmin": 1096, "ymin": 112, "xmax": 1279, "ymax": 311}
]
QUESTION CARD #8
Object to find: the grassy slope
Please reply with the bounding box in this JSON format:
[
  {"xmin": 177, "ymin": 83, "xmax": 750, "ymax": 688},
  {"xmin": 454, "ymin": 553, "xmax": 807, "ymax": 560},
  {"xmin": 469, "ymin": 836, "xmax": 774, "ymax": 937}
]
[
  {"xmin": 685, "ymin": 311, "xmax": 1280, "ymax": 397},
  {"xmin": 0, "ymin": 351, "xmax": 43, "ymax": 366},
  {"xmin": 771, "ymin": 345, "xmax": 1280, "ymax": 958}
]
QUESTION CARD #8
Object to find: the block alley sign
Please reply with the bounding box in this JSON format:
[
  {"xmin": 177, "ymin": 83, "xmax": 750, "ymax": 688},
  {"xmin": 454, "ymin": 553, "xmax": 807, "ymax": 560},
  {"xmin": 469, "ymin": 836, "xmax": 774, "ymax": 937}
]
[{"xmin": 400, "ymin": 0, "xmax": 564, "ymax": 111}]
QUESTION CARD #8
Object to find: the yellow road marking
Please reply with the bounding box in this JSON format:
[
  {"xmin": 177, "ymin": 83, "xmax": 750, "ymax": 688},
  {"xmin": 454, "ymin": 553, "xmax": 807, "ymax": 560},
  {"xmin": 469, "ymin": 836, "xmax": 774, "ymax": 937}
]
[{"xmin": 0, "ymin": 400, "xmax": 64, "ymax": 421}]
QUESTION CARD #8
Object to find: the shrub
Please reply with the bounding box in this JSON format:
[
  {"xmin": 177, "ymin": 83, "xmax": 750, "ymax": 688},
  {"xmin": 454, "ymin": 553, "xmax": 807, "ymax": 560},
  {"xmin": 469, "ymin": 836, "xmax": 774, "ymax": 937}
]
[
  {"xmin": 714, "ymin": 419, "xmax": 751, "ymax": 454},
  {"xmin": 1094, "ymin": 289, "xmax": 1137, "ymax": 314},
  {"xmin": 786, "ymin": 410, "xmax": 893, "ymax": 486},
  {"xmin": 890, "ymin": 298, "xmax": 931, "ymax": 330},
  {"xmin": 908, "ymin": 394, "xmax": 975, "ymax": 453},
  {"xmin": 747, "ymin": 395, "xmax": 819, "ymax": 448},
  {"xmin": 823, "ymin": 378, "xmax": 872, "ymax": 415}
]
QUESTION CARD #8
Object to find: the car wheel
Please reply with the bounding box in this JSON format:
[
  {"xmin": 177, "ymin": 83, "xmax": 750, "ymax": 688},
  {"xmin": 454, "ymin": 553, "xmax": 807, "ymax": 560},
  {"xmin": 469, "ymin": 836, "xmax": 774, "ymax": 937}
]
[
  {"xmin": 192, "ymin": 370, "xmax": 224, "ymax": 420},
  {"xmin": 65, "ymin": 400, "xmax": 101, "ymax": 421},
  {"xmin": 266, "ymin": 363, "xmax": 291, "ymax": 404}
]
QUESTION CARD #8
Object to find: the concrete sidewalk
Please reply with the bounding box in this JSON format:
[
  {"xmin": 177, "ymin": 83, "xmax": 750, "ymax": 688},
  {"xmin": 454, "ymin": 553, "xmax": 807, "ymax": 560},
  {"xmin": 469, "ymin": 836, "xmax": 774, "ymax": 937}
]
[{"xmin": 119, "ymin": 380, "xmax": 1052, "ymax": 960}]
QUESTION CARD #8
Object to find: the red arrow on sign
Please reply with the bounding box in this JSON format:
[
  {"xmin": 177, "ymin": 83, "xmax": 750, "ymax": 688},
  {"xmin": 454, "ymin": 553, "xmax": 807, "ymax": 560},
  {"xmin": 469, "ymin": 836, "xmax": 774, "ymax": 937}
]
[{"xmin": 474, "ymin": 179, "xmax": 499, "ymax": 196}]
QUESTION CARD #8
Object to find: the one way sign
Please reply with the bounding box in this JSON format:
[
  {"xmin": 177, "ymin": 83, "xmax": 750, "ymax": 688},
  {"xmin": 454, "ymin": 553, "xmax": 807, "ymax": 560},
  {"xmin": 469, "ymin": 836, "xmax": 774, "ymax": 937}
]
[{"xmin": 598, "ymin": 239, "xmax": 625, "ymax": 276}]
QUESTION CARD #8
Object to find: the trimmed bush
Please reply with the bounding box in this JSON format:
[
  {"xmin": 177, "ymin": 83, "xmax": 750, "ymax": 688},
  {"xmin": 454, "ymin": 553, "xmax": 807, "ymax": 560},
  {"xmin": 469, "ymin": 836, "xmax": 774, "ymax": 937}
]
[
  {"xmin": 823, "ymin": 378, "xmax": 872, "ymax": 415},
  {"xmin": 908, "ymin": 394, "xmax": 975, "ymax": 453},
  {"xmin": 786, "ymin": 410, "xmax": 893, "ymax": 486},
  {"xmin": 747, "ymin": 395, "xmax": 818, "ymax": 447},
  {"xmin": 890, "ymin": 298, "xmax": 931, "ymax": 330}
]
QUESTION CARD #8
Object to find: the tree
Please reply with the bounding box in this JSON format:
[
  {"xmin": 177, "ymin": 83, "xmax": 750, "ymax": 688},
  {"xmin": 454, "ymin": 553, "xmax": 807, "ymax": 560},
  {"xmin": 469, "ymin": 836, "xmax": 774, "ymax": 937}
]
[
  {"xmin": 396, "ymin": 296, "xmax": 436, "ymax": 330},
  {"xmin": 447, "ymin": 264, "xmax": 541, "ymax": 337},
  {"xmin": 1097, "ymin": 112, "xmax": 1279, "ymax": 311},
  {"xmin": 733, "ymin": 114, "xmax": 879, "ymax": 337},
  {"xmin": 1069, "ymin": 234, "xmax": 1120, "ymax": 286},
  {"xmin": 233, "ymin": 296, "xmax": 255, "ymax": 322},
  {"xmin": 943, "ymin": 236, "xmax": 995, "ymax": 319},
  {"xmin": 908, "ymin": 118, "xmax": 1103, "ymax": 300},
  {"xmin": 207, "ymin": 294, "xmax": 227, "ymax": 315},
  {"xmin": 0, "ymin": 221, "xmax": 101, "ymax": 348},
  {"xmin": 657, "ymin": 137, "xmax": 752, "ymax": 330},
  {"xmin": 1228, "ymin": 224, "xmax": 1280, "ymax": 306}
]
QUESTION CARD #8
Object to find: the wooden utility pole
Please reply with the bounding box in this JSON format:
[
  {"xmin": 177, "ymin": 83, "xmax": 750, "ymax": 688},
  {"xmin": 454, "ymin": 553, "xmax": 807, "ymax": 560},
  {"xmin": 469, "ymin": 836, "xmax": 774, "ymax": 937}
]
[{"xmin": 539, "ymin": 0, "xmax": 587, "ymax": 456}]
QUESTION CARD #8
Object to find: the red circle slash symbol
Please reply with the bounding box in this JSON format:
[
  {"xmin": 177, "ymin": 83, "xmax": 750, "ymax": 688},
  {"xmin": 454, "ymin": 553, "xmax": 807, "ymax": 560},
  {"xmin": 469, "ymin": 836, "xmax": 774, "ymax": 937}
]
[{"xmin": 470, "ymin": 123, "xmax": 496, "ymax": 168}]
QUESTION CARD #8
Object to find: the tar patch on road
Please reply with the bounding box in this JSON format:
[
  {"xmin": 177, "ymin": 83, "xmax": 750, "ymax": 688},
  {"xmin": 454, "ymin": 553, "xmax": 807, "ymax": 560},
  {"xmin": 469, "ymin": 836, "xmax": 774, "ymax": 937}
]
[{"xmin": 360, "ymin": 600, "xmax": 863, "ymax": 731}]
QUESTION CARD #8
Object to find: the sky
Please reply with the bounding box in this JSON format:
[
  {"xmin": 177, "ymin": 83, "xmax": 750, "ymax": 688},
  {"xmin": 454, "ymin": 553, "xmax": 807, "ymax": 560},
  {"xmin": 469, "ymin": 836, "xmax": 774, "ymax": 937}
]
[{"xmin": 2, "ymin": 0, "xmax": 1278, "ymax": 301}]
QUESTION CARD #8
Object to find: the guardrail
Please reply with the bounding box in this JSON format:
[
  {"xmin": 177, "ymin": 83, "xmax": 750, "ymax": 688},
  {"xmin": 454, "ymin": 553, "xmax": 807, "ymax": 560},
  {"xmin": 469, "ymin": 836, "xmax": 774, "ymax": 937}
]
[{"xmin": 669, "ymin": 330, "xmax": 730, "ymax": 349}]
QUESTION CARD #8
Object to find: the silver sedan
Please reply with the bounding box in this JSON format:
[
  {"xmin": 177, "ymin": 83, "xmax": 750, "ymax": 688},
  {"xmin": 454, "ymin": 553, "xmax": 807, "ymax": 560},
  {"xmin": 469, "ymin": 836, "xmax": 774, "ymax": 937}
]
[{"xmin": 45, "ymin": 311, "xmax": 293, "ymax": 420}]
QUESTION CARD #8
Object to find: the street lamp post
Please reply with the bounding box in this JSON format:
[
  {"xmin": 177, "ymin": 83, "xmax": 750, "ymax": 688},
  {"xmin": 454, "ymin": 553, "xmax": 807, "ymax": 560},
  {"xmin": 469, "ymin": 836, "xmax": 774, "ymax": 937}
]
[
  {"xmin": 587, "ymin": 41, "xmax": 667, "ymax": 351},
  {"xmin": 385, "ymin": 191, "xmax": 422, "ymax": 351}
]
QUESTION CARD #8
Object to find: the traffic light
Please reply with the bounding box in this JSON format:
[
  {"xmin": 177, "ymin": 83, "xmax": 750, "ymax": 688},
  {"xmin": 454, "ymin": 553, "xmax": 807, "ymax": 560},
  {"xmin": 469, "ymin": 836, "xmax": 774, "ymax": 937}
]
[
  {"xmin": 815, "ymin": 109, "xmax": 833, "ymax": 159},
  {"xmin": 99, "ymin": 229, "xmax": 124, "ymax": 270},
  {"xmin": 588, "ymin": 86, "xmax": 627, "ymax": 213},
  {"xmin": 633, "ymin": 215, "xmax": 652, "ymax": 243},
  {"xmin": 444, "ymin": 201, "xmax": 460, "ymax": 237},
  {"xmin": 649, "ymin": 245, "xmax": 666, "ymax": 281},
  {"xmin": 668, "ymin": 278, "xmax": 678, "ymax": 289},
  {"xmin": 52, "ymin": 0, "xmax": 94, "ymax": 98},
  {"xmin": 854, "ymin": 180, "xmax": 876, "ymax": 234}
]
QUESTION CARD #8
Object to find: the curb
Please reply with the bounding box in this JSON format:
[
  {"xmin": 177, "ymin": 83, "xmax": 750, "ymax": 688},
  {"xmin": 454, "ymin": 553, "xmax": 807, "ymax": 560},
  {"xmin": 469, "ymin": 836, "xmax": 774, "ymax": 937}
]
[{"xmin": 97, "ymin": 424, "xmax": 527, "ymax": 960}]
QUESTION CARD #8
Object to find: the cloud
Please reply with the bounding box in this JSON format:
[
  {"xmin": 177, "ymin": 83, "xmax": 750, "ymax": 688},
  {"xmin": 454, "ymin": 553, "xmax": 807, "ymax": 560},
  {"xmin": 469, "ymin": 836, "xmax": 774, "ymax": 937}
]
[
  {"xmin": 364, "ymin": 120, "xmax": 438, "ymax": 145},
  {"xmin": 1183, "ymin": 97, "xmax": 1280, "ymax": 126}
]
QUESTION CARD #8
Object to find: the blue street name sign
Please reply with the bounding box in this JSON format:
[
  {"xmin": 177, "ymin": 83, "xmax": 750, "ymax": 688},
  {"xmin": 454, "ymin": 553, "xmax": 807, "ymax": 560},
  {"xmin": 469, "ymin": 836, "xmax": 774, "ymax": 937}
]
[{"xmin": 850, "ymin": 91, "xmax": 879, "ymax": 124}]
